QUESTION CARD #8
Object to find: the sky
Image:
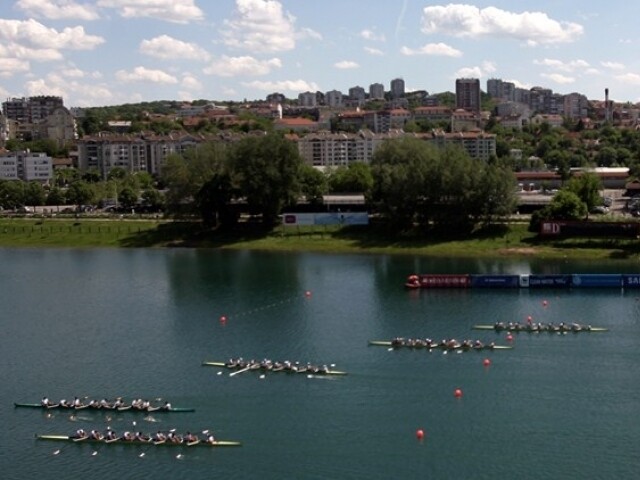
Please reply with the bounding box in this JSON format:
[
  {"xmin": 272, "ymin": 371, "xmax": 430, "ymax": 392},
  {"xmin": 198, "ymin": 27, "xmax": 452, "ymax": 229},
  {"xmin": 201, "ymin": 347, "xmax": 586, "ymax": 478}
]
[{"xmin": 1, "ymin": 0, "xmax": 640, "ymax": 108}]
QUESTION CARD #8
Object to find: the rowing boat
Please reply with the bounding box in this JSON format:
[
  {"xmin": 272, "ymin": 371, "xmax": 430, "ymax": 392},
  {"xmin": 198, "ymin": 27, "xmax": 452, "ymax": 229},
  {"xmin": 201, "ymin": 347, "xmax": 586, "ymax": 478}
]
[
  {"xmin": 472, "ymin": 324, "xmax": 608, "ymax": 333},
  {"xmin": 202, "ymin": 361, "xmax": 348, "ymax": 376},
  {"xmin": 368, "ymin": 341, "xmax": 513, "ymax": 350},
  {"xmin": 15, "ymin": 403, "xmax": 194, "ymax": 413},
  {"xmin": 35, "ymin": 435, "xmax": 241, "ymax": 447}
]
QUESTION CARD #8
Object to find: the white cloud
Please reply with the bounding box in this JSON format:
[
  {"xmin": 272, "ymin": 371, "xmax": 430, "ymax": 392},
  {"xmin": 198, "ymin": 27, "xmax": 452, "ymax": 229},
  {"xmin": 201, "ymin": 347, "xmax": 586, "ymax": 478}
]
[
  {"xmin": 181, "ymin": 74, "xmax": 202, "ymax": 91},
  {"xmin": 0, "ymin": 19, "xmax": 104, "ymax": 50},
  {"xmin": 601, "ymin": 61, "xmax": 625, "ymax": 70},
  {"xmin": 400, "ymin": 42, "xmax": 462, "ymax": 57},
  {"xmin": 0, "ymin": 43, "xmax": 62, "ymax": 61},
  {"xmin": 222, "ymin": 0, "xmax": 297, "ymax": 53},
  {"xmin": 115, "ymin": 66, "xmax": 178, "ymax": 84},
  {"xmin": 0, "ymin": 58, "xmax": 30, "ymax": 76},
  {"xmin": 61, "ymin": 67, "xmax": 85, "ymax": 78},
  {"xmin": 96, "ymin": 0, "xmax": 203, "ymax": 23},
  {"xmin": 541, "ymin": 73, "xmax": 575, "ymax": 85},
  {"xmin": 297, "ymin": 27, "xmax": 322, "ymax": 41},
  {"xmin": 140, "ymin": 35, "xmax": 210, "ymax": 61},
  {"xmin": 454, "ymin": 61, "xmax": 496, "ymax": 79},
  {"xmin": 534, "ymin": 58, "xmax": 590, "ymax": 72},
  {"xmin": 364, "ymin": 47, "xmax": 384, "ymax": 56},
  {"xmin": 421, "ymin": 4, "xmax": 583, "ymax": 45},
  {"xmin": 242, "ymin": 79, "xmax": 320, "ymax": 93},
  {"xmin": 360, "ymin": 29, "xmax": 385, "ymax": 42},
  {"xmin": 203, "ymin": 55, "xmax": 281, "ymax": 77},
  {"xmin": 24, "ymin": 78, "xmax": 66, "ymax": 97},
  {"xmin": 455, "ymin": 66, "xmax": 483, "ymax": 78},
  {"xmin": 616, "ymin": 73, "xmax": 640, "ymax": 85},
  {"xmin": 334, "ymin": 60, "xmax": 359, "ymax": 69},
  {"xmin": 16, "ymin": 0, "xmax": 99, "ymax": 20}
]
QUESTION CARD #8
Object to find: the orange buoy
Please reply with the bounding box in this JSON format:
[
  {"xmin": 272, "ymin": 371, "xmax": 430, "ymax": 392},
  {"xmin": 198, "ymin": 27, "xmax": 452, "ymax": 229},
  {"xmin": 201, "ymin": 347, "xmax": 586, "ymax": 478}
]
[
  {"xmin": 416, "ymin": 429, "xmax": 425, "ymax": 440},
  {"xmin": 483, "ymin": 358, "xmax": 491, "ymax": 367},
  {"xmin": 454, "ymin": 388, "xmax": 463, "ymax": 398}
]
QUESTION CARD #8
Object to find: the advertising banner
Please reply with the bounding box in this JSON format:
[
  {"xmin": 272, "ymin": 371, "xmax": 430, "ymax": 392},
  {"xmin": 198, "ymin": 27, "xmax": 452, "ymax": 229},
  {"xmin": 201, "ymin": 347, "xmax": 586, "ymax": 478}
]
[{"xmin": 282, "ymin": 212, "xmax": 369, "ymax": 226}]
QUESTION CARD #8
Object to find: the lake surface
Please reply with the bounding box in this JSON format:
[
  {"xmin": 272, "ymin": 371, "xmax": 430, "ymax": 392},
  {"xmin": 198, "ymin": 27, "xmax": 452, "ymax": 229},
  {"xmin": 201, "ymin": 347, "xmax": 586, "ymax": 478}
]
[{"xmin": 2, "ymin": 248, "xmax": 640, "ymax": 479}]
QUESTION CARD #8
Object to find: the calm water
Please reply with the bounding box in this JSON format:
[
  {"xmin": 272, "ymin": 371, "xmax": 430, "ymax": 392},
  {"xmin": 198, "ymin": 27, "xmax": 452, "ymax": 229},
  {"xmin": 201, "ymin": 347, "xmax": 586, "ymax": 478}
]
[{"xmin": 2, "ymin": 248, "xmax": 640, "ymax": 479}]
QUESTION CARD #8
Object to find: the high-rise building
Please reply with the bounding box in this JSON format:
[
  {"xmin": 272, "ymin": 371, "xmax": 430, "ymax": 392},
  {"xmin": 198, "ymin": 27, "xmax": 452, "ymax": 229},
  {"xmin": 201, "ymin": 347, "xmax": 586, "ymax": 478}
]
[
  {"xmin": 298, "ymin": 91, "xmax": 317, "ymax": 107},
  {"xmin": 2, "ymin": 96, "xmax": 64, "ymax": 124},
  {"xmin": 369, "ymin": 83, "xmax": 385, "ymax": 100},
  {"xmin": 325, "ymin": 90, "xmax": 343, "ymax": 108},
  {"xmin": 349, "ymin": 86, "xmax": 366, "ymax": 103},
  {"xmin": 455, "ymin": 78, "xmax": 481, "ymax": 113},
  {"xmin": 390, "ymin": 78, "xmax": 405, "ymax": 99}
]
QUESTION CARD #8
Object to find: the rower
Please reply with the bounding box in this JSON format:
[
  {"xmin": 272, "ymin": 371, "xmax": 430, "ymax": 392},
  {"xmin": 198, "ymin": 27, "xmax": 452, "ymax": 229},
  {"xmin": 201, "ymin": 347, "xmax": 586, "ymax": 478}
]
[
  {"xmin": 206, "ymin": 434, "xmax": 216, "ymax": 444},
  {"xmin": 73, "ymin": 397, "xmax": 81, "ymax": 407},
  {"xmin": 163, "ymin": 401, "xmax": 172, "ymax": 411},
  {"xmin": 100, "ymin": 398, "xmax": 110, "ymax": 408},
  {"xmin": 105, "ymin": 428, "xmax": 117, "ymax": 441},
  {"xmin": 154, "ymin": 431, "xmax": 166, "ymax": 442},
  {"xmin": 75, "ymin": 428, "xmax": 86, "ymax": 439},
  {"xmin": 90, "ymin": 429, "xmax": 103, "ymax": 440},
  {"xmin": 113, "ymin": 397, "xmax": 124, "ymax": 408},
  {"xmin": 41, "ymin": 397, "xmax": 50, "ymax": 407},
  {"xmin": 142, "ymin": 400, "xmax": 151, "ymax": 410}
]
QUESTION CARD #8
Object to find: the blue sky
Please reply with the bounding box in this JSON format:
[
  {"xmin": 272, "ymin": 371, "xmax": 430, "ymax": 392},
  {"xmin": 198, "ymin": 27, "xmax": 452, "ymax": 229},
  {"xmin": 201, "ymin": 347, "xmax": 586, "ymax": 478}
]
[{"xmin": 1, "ymin": 0, "xmax": 639, "ymax": 107}]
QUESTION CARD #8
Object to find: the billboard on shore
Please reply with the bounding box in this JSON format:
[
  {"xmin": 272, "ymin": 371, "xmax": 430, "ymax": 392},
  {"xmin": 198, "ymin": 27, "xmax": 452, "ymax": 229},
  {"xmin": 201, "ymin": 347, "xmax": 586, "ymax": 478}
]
[{"xmin": 282, "ymin": 212, "xmax": 369, "ymax": 226}]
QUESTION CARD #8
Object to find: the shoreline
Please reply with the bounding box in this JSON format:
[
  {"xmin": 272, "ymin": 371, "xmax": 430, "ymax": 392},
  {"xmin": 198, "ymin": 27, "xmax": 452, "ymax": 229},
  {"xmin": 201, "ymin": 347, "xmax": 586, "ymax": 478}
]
[{"xmin": 0, "ymin": 216, "xmax": 638, "ymax": 260}]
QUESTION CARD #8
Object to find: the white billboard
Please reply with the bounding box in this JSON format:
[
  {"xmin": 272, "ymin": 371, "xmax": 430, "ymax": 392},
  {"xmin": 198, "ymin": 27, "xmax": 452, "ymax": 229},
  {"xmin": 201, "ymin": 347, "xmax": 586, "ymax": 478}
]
[{"xmin": 282, "ymin": 212, "xmax": 369, "ymax": 226}]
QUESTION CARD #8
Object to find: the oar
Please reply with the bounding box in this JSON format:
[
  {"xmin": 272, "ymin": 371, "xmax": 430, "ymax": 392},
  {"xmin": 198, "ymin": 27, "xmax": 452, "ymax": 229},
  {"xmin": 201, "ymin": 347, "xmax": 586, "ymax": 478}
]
[
  {"xmin": 229, "ymin": 366, "xmax": 252, "ymax": 377},
  {"xmin": 73, "ymin": 436, "xmax": 89, "ymax": 443}
]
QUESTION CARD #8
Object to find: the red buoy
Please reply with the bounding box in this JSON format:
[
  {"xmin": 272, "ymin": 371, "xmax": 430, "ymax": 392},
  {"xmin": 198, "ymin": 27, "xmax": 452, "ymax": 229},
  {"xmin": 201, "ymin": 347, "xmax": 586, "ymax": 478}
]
[
  {"xmin": 416, "ymin": 429, "xmax": 425, "ymax": 440},
  {"xmin": 483, "ymin": 358, "xmax": 491, "ymax": 367},
  {"xmin": 219, "ymin": 315, "xmax": 227, "ymax": 323},
  {"xmin": 454, "ymin": 388, "xmax": 463, "ymax": 398},
  {"xmin": 506, "ymin": 333, "xmax": 513, "ymax": 342},
  {"xmin": 527, "ymin": 315, "xmax": 532, "ymax": 323},
  {"xmin": 543, "ymin": 300, "xmax": 548, "ymax": 307},
  {"xmin": 305, "ymin": 291, "xmax": 312, "ymax": 298}
]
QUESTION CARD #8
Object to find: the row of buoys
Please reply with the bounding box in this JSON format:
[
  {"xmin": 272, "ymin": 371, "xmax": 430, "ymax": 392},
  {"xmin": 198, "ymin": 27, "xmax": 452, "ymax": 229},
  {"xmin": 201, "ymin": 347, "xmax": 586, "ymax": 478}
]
[{"xmin": 218, "ymin": 291, "xmax": 313, "ymax": 324}]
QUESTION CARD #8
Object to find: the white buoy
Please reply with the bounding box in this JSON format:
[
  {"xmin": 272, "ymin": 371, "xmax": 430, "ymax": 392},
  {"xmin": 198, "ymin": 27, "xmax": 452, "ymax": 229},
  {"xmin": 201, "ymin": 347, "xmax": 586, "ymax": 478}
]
[
  {"xmin": 139, "ymin": 453, "xmax": 146, "ymax": 458},
  {"xmin": 91, "ymin": 451, "xmax": 98, "ymax": 456},
  {"xmin": 53, "ymin": 449, "xmax": 60, "ymax": 455}
]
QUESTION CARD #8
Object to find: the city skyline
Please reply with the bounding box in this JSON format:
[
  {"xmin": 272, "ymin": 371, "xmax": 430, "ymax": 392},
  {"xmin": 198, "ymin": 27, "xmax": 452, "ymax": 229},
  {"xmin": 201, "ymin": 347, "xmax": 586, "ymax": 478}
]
[{"xmin": 1, "ymin": 1, "xmax": 639, "ymax": 108}]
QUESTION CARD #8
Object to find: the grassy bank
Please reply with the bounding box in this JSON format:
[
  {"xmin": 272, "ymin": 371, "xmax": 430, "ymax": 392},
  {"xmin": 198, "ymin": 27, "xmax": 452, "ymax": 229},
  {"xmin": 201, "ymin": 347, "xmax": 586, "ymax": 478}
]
[{"xmin": 0, "ymin": 216, "xmax": 639, "ymax": 260}]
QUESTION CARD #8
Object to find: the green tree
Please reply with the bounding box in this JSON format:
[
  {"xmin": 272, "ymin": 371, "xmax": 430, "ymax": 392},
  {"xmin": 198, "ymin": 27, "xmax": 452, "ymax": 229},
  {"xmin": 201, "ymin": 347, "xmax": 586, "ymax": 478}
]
[
  {"xmin": 328, "ymin": 163, "xmax": 374, "ymax": 194},
  {"xmin": 118, "ymin": 186, "xmax": 138, "ymax": 209},
  {"xmin": 370, "ymin": 137, "xmax": 438, "ymax": 230},
  {"xmin": 228, "ymin": 133, "xmax": 303, "ymax": 226},
  {"xmin": 565, "ymin": 172, "xmax": 602, "ymax": 213},
  {"xmin": 141, "ymin": 188, "xmax": 165, "ymax": 210},
  {"xmin": 529, "ymin": 190, "xmax": 587, "ymax": 232},
  {"xmin": 161, "ymin": 142, "xmax": 228, "ymax": 215},
  {"xmin": 299, "ymin": 164, "xmax": 328, "ymax": 206},
  {"xmin": 46, "ymin": 187, "xmax": 66, "ymax": 206},
  {"xmin": 66, "ymin": 180, "xmax": 95, "ymax": 206},
  {"xmin": 23, "ymin": 182, "xmax": 46, "ymax": 206},
  {"xmin": 0, "ymin": 180, "xmax": 25, "ymax": 209}
]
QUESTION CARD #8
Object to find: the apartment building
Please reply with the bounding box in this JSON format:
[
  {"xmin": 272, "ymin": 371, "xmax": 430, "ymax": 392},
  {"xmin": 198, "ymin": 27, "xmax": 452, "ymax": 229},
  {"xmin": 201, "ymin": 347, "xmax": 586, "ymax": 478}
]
[
  {"xmin": 390, "ymin": 78, "xmax": 405, "ymax": 99},
  {"xmin": 76, "ymin": 133, "xmax": 207, "ymax": 178},
  {"xmin": 298, "ymin": 91, "xmax": 317, "ymax": 107},
  {"xmin": 455, "ymin": 78, "xmax": 481, "ymax": 113},
  {"xmin": 0, "ymin": 151, "xmax": 53, "ymax": 182},
  {"xmin": 369, "ymin": 83, "xmax": 385, "ymax": 100},
  {"xmin": 296, "ymin": 130, "xmax": 496, "ymax": 167}
]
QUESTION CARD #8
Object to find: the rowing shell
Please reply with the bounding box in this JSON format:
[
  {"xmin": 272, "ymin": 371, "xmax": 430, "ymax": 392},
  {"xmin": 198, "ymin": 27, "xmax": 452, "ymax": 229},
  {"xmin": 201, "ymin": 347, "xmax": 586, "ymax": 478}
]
[
  {"xmin": 368, "ymin": 341, "xmax": 513, "ymax": 350},
  {"xmin": 15, "ymin": 403, "xmax": 194, "ymax": 413},
  {"xmin": 35, "ymin": 435, "xmax": 241, "ymax": 447},
  {"xmin": 202, "ymin": 362, "xmax": 348, "ymax": 376},
  {"xmin": 472, "ymin": 325, "xmax": 608, "ymax": 333}
]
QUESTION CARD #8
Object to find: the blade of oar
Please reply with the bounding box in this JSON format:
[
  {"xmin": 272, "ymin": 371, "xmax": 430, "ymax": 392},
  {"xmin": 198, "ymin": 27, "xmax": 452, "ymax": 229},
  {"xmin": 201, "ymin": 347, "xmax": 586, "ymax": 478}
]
[{"xmin": 229, "ymin": 366, "xmax": 251, "ymax": 377}]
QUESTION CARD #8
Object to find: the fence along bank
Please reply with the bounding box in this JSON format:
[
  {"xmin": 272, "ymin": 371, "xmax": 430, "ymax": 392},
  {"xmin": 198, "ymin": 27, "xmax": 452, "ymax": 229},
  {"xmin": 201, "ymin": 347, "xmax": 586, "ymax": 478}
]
[{"xmin": 405, "ymin": 274, "xmax": 640, "ymax": 289}]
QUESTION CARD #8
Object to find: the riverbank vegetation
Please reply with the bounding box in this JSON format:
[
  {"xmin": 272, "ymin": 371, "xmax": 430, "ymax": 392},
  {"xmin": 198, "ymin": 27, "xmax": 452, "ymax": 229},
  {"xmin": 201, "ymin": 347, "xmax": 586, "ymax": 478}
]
[{"xmin": 1, "ymin": 217, "xmax": 639, "ymax": 260}]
